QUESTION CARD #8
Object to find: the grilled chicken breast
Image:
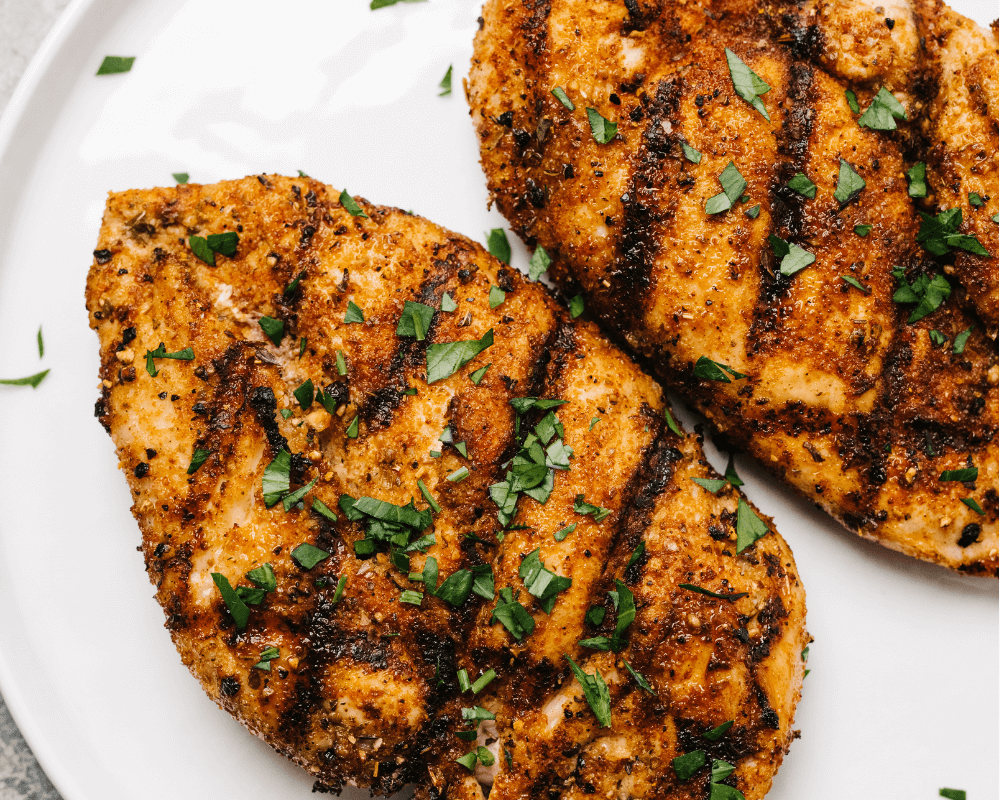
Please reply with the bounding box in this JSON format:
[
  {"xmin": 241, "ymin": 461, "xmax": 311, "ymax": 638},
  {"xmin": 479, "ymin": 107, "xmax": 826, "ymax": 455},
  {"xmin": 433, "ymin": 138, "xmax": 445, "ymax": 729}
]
[
  {"xmin": 467, "ymin": 0, "xmax": 998, "ymax": 574},
  {"xmin": 85, "ymin": 176, "xmax": 807, "ymax": 798}
]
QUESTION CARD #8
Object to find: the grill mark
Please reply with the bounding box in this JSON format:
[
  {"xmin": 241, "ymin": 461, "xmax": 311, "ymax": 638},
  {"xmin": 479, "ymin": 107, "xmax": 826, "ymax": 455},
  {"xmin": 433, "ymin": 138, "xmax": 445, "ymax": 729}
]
[{"xmin": 602, "ymin": 79, "xmax": 682, "ymax": 334}]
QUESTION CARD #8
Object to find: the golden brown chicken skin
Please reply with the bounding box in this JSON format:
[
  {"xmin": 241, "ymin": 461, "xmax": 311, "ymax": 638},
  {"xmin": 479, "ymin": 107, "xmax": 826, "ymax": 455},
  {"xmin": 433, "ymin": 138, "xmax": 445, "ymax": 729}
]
[
  {"xmin": 467, "ymin": 0, "xmax": 998, "ymax": 575},
  {"xmin": 85, "ymin": 176, "xmax": 807, "ymax": 798}
]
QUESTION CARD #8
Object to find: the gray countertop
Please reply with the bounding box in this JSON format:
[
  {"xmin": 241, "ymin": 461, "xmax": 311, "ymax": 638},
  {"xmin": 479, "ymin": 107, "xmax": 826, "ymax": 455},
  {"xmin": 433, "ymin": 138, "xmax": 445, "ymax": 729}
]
[{"xmin": 0, "ymin": 0, "xmax": 69, "ymax": 794}]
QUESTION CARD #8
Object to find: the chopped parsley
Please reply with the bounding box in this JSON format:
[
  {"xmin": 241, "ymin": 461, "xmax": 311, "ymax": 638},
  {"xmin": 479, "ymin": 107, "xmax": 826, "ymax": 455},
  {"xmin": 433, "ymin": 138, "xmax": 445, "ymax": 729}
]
[
  {"xmin": 262, "ymin": 451, "xmax": 291, "ymax": 507},
  {"xmin": 447, "ymin": 466, "xmax": 470, "ymax": 483},
  {"xmin": 917, "ymin": 208, "xmax": 988, "ymax": 256},
  {"xmin": 519, "ymin": 549, "xmax": 572, "ymax": 613},
  {"xmin": 252, "ymin": 645, "xmax": 280, "ymax": 671},
  {"xmin": 711, "ymin": 760, "xmax": 735, "ymax": 783},
  {"xmin": 681, "ymin": 141, "xmax": 702, "ymax": 164},
  {"xmin": 489, "ymin": 285, "xmax": 506, "ymax": 309},
  {"xmin": 246, "ymin": 563, "xmax": 277, "ymax": 592},
  {"xmin": 187, "ymin": 448, "xmax": 210, "ymax": 475},
  {"xmin": 312, "ymin": 497, "xmax": 338, "ymax": 522},
  {"xmin": 400, "ymin": 589, "xmax": 424, "ymax": 606},
  {"xmin": 396, "ymin": 300, "xmax": 435, "ymax": 340},
  {"xmin": 528, "ymin": 245, "xmax": 551, "ymax": 280},
  {"xmin": 492, "ymin": 587, "xmax": 535, "ymax": 639},
  {"xmin": 626, "ymin": 541, "xmax": 646, "ymax": 569},
  {"xmin": 854, "ymin": 224, "xmax": 872, "ymax": 237},
  {"xmin": 940, "ymin": 466, "xmax": 977, "ymax": 482},
  {"xmin": 173, "ymin": 172, "xmax": 189, "ymax": 184},
  {"xmin": 487, "ymin": 228, "xmax": 511, "ymax": 264},
  {"xmin": 574, "ymin": 494, "xmax": 610, "ymax": 522},
  {"xmin": 745, "ymin": 204, "xmax": 760, "ymax": 219},
  {"xmin": 554, "ymin": 523, "xmax": 577, "ymax": 541},
  {"xmin": 702, "ymin": 720, "xmax": 734, "ymax": 742},
  {"xmin": 623, "ymin": 660, "xmax": 656, "ymax": 694},
  {"xmin": 840, "ymin": 275, "xmax": 869, "ymax": 294},
  {"xmin": 552, "ymin": 86, "xmax": 575, "ymax": 111},
  {"xmin": 725, "ymin": 48, "xmax": 771, "ymax": 120},
  {"xmin": 891, "ymin": 267, "xmax": 951, "ymax": 323},
  {"xmin": 470, "ymin": 364, "xmax": 490, "ymax": 385},
  {"xmin": 928, "ymin": 330, "xmax": 947, "ymax": 347},
  {"xmin": 939, "ymin": 790, "xmax": 966, "ymax": 800},
  {"xmin": 565, "ymin": 655, "xmax": 612, "ymax": 727},
  {"xmin": 335, "ymin": 349, "xmax": 348, "ymax": 376},
  {"xmin": 144, "ymin": 343, "xmax": 194, "ymax": 377},
  {"xmin": 672, "ymin": 749, "xmax": 706, "ymax": 781},
  {"xmin": 282, "ymin": 476, "xmax": 318, "ymax": 512},
  {"xmin": 339, "ymin": 190, "xmax": 368, "ymax": 218},
  {"xmin": 705, "ymin": 161, "xmax": 747, "ymax": 215},
  {"xmin": 456, "ymin": 747, "xmax": 495, "ymax": 771},
  {"xmin": 834, "ymin": 160, "xmax": 866, "ymax": 204},
  {"xmin": 768, "ymin": 235, "xmax": 815, "ymax": 276},
  {"xmin": 344, "ymin": 301, "xmax": 365, "ymax": 324},
  {"xmin": 96, "ymin": 55, "xmax": 135, "ymax": 75},
  {"xmin": 664, "ymin": 407, "xmax": 683, "ymax": 436},
  {"xmin": 426, "ymin": 329, "xmax": 494, "ymax": 383},
  {"xmin": 786, "ymin": 172, "xmax": 816, "ymax": 198},
  {"xmin": 952, "ymin": 326, "xmax": 973, "ymax": 354},
  {"xmin": 371, "ymin": 0, "xmax": 427, "ymax": 7},
  {"xmin": 435, "ymin": 568, "xmax": 475, "ymax": 606},
  {"xmin": 961, "ymin": 498, "xmax": 985, "ymax": 515},
  {"xmin": 211, "ymin": 573, "xmax": 250, "ymax": 630},
  {"xmin": 845, "ymin": 89, "xmax": 860, "ymax": 114},
  {"xmin": 693, "ymin": 356, "xmax": 745, "ymax": 383},
  {"xmin": 857, "ymin": 87, "xmax": 907, "ymax": 131},
  {"xmin": 906, "ymin": 162, "xmax": 927, "ymax": 198},
  {"xmin": 258, "ymin": 316, "xmax": 284, "ymax": 345},
  {"xmin": 679, "ymin": 583, "xmax": 748, "ymax": 601},
  {"xmin": 586, "ymin": 107, "xmax": 618, "ymax": 144},
  {"xmin": 439, "ymin": 64, "xmax": 452, "ymax": 96},
  {"xmin": 968, "ymin": 192, "xmax": 984, "ymax": 207},
  {"xmin": 724, "ymin": 456, "xmax": 743, "ymax": 487},
  {"xmin": 569, "ymin": 294, "xmax": 585, "ymax": 318},
  {"xmin": 735, "ymin": 498, "xmax": 768, "ymax": 553},
  {"xmin": 293, "ymin": 379, "xmax": 314, "ymax": 410},
  {"xmin": 691, "ymin": 477, "xmax": 727, "ymax": 493},
  {"xmin": 0, "ymin": 369, "xmax": 49, "ymax": 388},
  {"xmin": 189, "ymin": 231, "xmax": 238, "ymax": 266}
]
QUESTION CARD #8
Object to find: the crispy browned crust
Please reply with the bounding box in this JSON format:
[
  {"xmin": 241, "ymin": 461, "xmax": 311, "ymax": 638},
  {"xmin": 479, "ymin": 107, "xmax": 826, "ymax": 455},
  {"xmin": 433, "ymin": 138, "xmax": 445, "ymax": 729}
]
[
  {"xmin": 85, "ymin": 175, "xmax": 807, "ymax": 798},
  {"xmin": 467, "ymin": 0, "xmax": 998, "ymax": 575}
]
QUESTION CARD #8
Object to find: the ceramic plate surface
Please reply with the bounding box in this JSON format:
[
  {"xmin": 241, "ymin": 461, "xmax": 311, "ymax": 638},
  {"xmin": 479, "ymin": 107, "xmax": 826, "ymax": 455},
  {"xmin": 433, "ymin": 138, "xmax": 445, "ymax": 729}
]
[{"xmin": 0, "ymin": 1, "xmax": 996, "ymax": 798}]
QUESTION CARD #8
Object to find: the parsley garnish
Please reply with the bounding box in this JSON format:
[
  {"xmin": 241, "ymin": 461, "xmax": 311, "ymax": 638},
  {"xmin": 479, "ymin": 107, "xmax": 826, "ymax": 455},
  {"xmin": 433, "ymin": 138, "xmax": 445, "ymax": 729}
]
[
  {"xmin": 705, "ymin": 161, "xmax": 747, "ymax": 215},
  {"xmin": 0, "ymin": 370, "xmax": 49, "ymax": 388},
  {"xmin": 258, "ymin": 316, "xmax": 284, "ymax": 345},
  {"xmin": 339, "ymin": 190, "xmax": 368, "ymax": 218},
  {"xmin": 189, "ymin": 232, "xmax": 238, "ymax": 266},
  {"xmin": 565, "ymin": 655, "xmax": 612, "ymax": 727},
  {"xmin": 439, "ymin": 65, "xmax": 452, "ymax": 96},
  {"xmin": 96, "ymin": 56, "xmax": 135, "ymax": 75},
  {"xmin": 519, "ymin": 549, "xmax": 572, "ymax": 613},
  {"xmin": 293, "ymin": 379, "xmax": 314, "ymax": 410},
  {"xmin": 664, "ymin": 407, "xmax": 683, "ymax": 436},
  {"xmin": 681, "ymin": 141, "xmax": 702, "ymax": 164},
  {"xmin": 735, "ymin": 498, "xmax": 768, "ymax": 553},
  {"xmin": 586, "ymin": 107, "xmax": 617, "ymax": 143},
  {"xmin": 396, "ymin": 300, "xmax": 435, "ymax": 340},
  {"xmin": 672, "ymin": 749, "xmax": 706, "ymax": 780},
  {"xmin": 552, "ymin": 86, "xmax": 575, "ymax": 111},
  {"xmin": 253, "ymin": 645, "xmax": 280, "ymax": 671},
  {"xmin": 857, "ymin": 87, "xmax": 907, "ymax": 131},
  {"xmin": 569, "ymin": 294, "xmax": 585, "ymax": 318},
  {"xmin": 400, "ymin": 589, "xmax": 423, "ymax": 605},
  {"xmin": 939, "ymin": 790, "xmax": 965, "ymax": 800},
  {"xmin": 335, "ymin": 349, "xmax": 348, "ymax": 376},
  {"xmin": 371, "ymin": 0, "xmax": 427, "ymax": 7},
  {"xmin": 940, "ymin": 466, "xmax": 977, "ymax": 482},
  {"xmin": 144, "ymin": 343, "xmax": 194, "ymax": 377},
  {"xmin": 769, "ymin": 235, "xmax": 815, "ymax": 276},
  {"xmin": 487, "ymin": 228, "xmax": 511, "ymax": 264},
  {"xmin": 447, "ymin": 467, "xmax": 470, "ymax": 483},
  {"xmin": 724, "ymin": 456, "xmax": 743, "ymax": 487},
  {"xmin": 554, "ymin": 523, "xmax": 577, "ymax": 541},
  {"xmin": 854, "ymin": 224, "xmax": 872, "ymax": 237},
  {"xmin": 786, "ymin": 172, "xmax": 816, "ymax": 198},
  {"xmin": 679, "ymin": 583, "xmax": 748, "ymax": 601},
  {"xmin": 626, "ymin": 541, "xmax": 646, "ymax": 569},
  {"xmin": 845, "ymin": 89, "xmax": 860, "ymax": 113},
  {"xmin": 426, "ymin": 329, "xmax": 494, "ymax": 383},
  {"xmin": 691, "ymin": 477, "xmax": 727, "ymax": 493},
  {"xmin": 282, "ymin": 477, "xmax": 318, "ymax": 512},
  {"xmin": 891, "ymin": 267, "xmax": 951, "ymax": 323},
  {"xmin": 917, "ymin": 208, "xmax": 988, "ymax": 256},
  {"xmin": 435, "ymin": 569, "xmax": 475, "ymax": 606},
  {"xmin": 211, "ymin": 573, "xmax": 250, "ymax": 630},
  {"xmin": 952, "ymin": 326, "xmax": 973, "ymax": 354},
  {"xmin": 968, "ymin": 192, "xmax": 984, "ymax": 207},
  {"xmin": 470, "ymin": 364, "xmax": 490, "ymax": 385},
  {"xmin": 906, "ymin": 162, "xmax": 927, "ymax": 198},
  {"xmin": 262, "ymin": 451, "xmax": 291, "ymax": 507},
  {"xmin": 246, "ymin": 563, "xmax": 277, "ymax": 592},
  {"xmin": 623, "ymin": 660, "xmax": 656, "ymax": 694},
  {"xmin": 725, "ymin": 48, "xmax": 771, "ymax": 120},
  {"xmin": 840, "ymin": 275, "xmax": 869, "ymax": 294},
  {"xmin": 961, "ymin": 498, "xmax": 984, "ymax": 515},
  {"xmin": 744, "ymin": 204, "xmax": 760, "ymax": 218},
  {"xmin": 574, "ymin": 494, "xmax": 610, "ymax": 522},
  {"xmin": 489, "ymin": 285, "xmax": 506, "ymax": 308},
  {"xmin": 187, "ymin": 448, "xmax": 210, "ymax": 475},
  {"xmin": 928, "ymin": 330, "xmax": 947, "ymax": 347},
  {"xmin": 492, "ymin": 587, "xmax": 535, "ymax": 640},
  {"xmin": 693, "ymin": 356, "xmax": 745, "ymax": 383},
  {"xmin": 344, "ymin": 301, "xmax": 365, "ymax": 324},
  {"xmin": 456, "ymin": 747, "xmax": 495, "ymax": 771},
  {"xmin": 173, "ymin": 172, "xmax": 189, "ymax": 184},
  {"xmin": 702, "ymin": 720, "xmax": 734, "ymax": 742},
  {"xmin": 834, "ymin": 160, "xmax": 866, "ymax": 204},
  {"xmin": 528, "ymin": 245, "xmax": 551, "ymax": 280}
]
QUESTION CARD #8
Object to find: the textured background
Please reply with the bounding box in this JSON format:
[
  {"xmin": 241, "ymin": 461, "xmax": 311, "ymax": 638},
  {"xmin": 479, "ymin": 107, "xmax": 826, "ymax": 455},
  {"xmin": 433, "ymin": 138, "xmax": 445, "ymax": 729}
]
[{"xmin": 0, "ymin": 0, "xmax": 69, "ymax": 794}]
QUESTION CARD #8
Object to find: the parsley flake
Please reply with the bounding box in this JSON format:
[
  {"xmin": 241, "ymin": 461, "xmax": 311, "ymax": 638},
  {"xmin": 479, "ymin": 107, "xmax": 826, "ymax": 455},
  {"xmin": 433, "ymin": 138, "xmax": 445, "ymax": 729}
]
[
  {"xmin": 693, "ymin": 356, "xmax": 745, "ymax": 383},
  {"xmin": 952, "ymin": 326, "xmax": 973, "ymax": 354},
  {"xmin": 702, "ymin": 720, "xmax": 734, "ymax": 742},
  {"xmin": 187, "ymin": 448, "xmax": 211, "ymax": 475},
  {"xmin": 96, "ymin": 56, "xmax": 135, "ymax": 75},
  {"xmin": 961, "ymin": 498, "xmax": 985, "ymax": 515},
  {"xmin": 492, "ymin": 587, "xmax": 535, "ymax": 640},
  {"xmin": 586, "ymin": 107, "xmax": 617, "ymax": 143},
  {"xmin": 845, "ymin": 89, "xmax": 860, "ymax": 114},
  {"xmin": 143, "ymin": 343, "xmax": 195, "ymax": 377},
  {"xmin": 672, "ymin": 749, "xmax": 706, "ymax": 781},
  {"xmin": 554, "ymin": 523, "xmax": 577, "ymax": 542},
  {"xmin": 520, "ymin": 549, "xmax": 572, "ymax": 613},
  {"xmin": 854, "ymin": 224, "xmax": 872, "ymax": 237},
  {"xmin": 427, "ymin": 329, "xmax": 494, "ymax": 383},
  {"xmin": 745, "ymin": 204, "xmax": 761, "ymax": 219},
  {"xmin": 725, "ymin": 48, "xmax": 771, "ymax": 120},
  {"xmin": 311, "ymin": 498, "xmax": 338, "ymax": 522},
  {"xmin": 262, "ymin": 451, "xmax": 291, "ymax": 507},
  {"xmin": 574, "ymin": 494, "xmax": 610, "ymax": 522},
  {"xmin": 834, "ymin": 159, "xmax": 866, "ymax": 204},
  {"xmin": 293, "ymin": 379, "xmax": 314, "ymax": 410},
  {"xmin": 857, "ymin": 87, "xmax": 907, "ymax": 131},
  {"xmin": 569, "ymin": 294, "xmax": 585, "ymax": 318},
  {"xmin": 396, "ymin": 300, "xmax": 435, "ymax": 340},
  {"xmin": 623, "ymin": 660, "xmax": 656, "ymax": 694},
  {"xmin": 891, "ymin": 267, "xmax": 951, "ymax": 323},
  {"xmin": 940, "ymin": 466, "xmax": 977, "ymax": 482},
  {"xmin": 344, "ymin": 301, "xmax": 365, "ymax": 324},
  {"xmin": 487, "ymin": 228, "xmax": 511, "ymax": 264},
  {"xmin": 679, "ymin": 583, "xmax": 748, "ymax": 601},
  {"xmin": 173, "ymin": 172, "xmax": 189, "ymax": 184},
  {"xmin": 939, "ymin": 790, "xmax": 966, "ymax": 800},
  {"xmin": 681, "ymin": 141, "xmax": 702, "ymax": 164},
  {"xmin": 339, "ymin": 190, "xmax": 368, "ymax": 218},
  {"xmin": 528, "ymin": 245, "xmax": 551, "ymax": 280},
  {"xmin": 489, "ymin": 285, "xmax": 506, "ymax": 309},
  {"xmin": 253, "ymin": 645, "xmax": 280, "ymax": 671},
  {"xmin": 211, "ymin": 573, "xmax": 250, "ymax": 630},
  {"xmin": 565, "ymin": 655, "xmax": 612, "ymax": 727},
  {"xmin": 917, "ymin": 208, "xmax": 988, "ymax": 256},
  {"xmin": 705, "ymin": 161, "xmax": 747, "ymax": 215},
  {"xmin": 470, "ymin": 363, "xmax": 491, "ymax": 385},
  {"xmin": 840, "ymin": 275, "xmax": 869, "ymax": 294},
  {"xmin": 968, "ymin": 192, "xmax": 984, "ymax": 208},
  {"xmin": 906, "ymin": 162, "xmax": 927, "ymax": 198},
  {"xmin": 786, "ymin": 172, "xmax": 816, "ymax": 198},
  {"xmin": 439, "ymin": 64, "xmax": 452, "ymax": 96},
  {"xmin": 552, "ymin": 86, "xmax": 575, "ymax": 111},
  {"xmin": 735, "ymin": 498, "xmax": 768, "ymax": 553},
  {"xmin": 282, "ymin": 476, "xmax": 318, "ymax": 512},
  {"xmin": 691, "ymin": 477, "xmax": 727, "ymax": 493},
  {"xmin": 258, "ymin": 316, "xmax": 284, "ymax": 345},
  {"xmin": 768, "ymin": 234, "xmax": 815, "ymax": 276}
]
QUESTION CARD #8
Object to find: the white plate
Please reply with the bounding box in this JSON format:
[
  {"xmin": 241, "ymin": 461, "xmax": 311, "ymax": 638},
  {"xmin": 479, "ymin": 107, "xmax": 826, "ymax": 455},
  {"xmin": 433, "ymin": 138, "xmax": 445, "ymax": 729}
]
[{"xmin": 0, "ymin": 1, "xmax": 996, "ymax": 798}]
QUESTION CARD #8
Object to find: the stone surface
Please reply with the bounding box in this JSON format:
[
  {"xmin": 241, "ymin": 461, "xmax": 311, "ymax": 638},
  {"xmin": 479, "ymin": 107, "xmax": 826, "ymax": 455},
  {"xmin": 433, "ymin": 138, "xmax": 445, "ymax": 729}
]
[{"xmin": 0, "ymin": 0, "xmax": 70, "ymax": 793}]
